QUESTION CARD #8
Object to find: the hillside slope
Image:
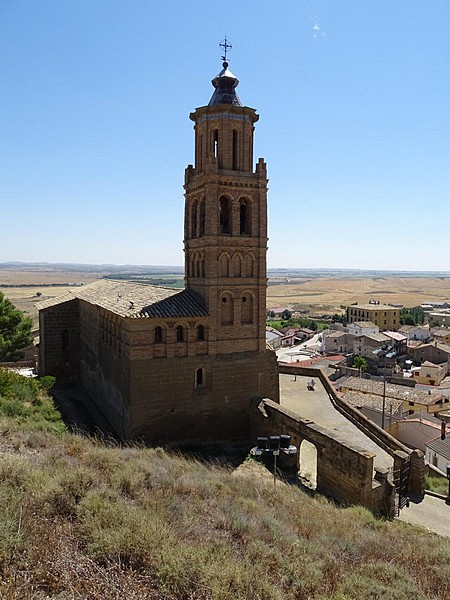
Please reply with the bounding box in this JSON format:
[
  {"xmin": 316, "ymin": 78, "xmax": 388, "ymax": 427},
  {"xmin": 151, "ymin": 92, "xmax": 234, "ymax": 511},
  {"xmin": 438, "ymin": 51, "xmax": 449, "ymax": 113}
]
[{"xmin": 1, "ymin": 418, "xmax": 450, "ymax": 600}]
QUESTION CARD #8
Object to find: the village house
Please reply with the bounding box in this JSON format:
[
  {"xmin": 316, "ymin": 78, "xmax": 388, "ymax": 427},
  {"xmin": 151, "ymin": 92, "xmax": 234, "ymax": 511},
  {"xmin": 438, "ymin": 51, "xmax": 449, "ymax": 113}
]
[
  {"xmin": 383, "ymin": 331, "xmax": 407, "ymax": 357},
  {"xmin": 323, "ymin": 331, "xmax": 351, "ymax": 355},
  {"xmin": 399, "ymin": 324, "xmax": 430, "ymax": 342},
  {"xmin": 276, "ymin": 326, "xmax": 315, "ymax": 347},
  {"xmin": 37, "ymin": 58, "xmax": 279, "ymax": 443},
  {"xmin": 425, "ymin": 435, "xmax": 450, "ymax": 474},
  {"xmin": 347, "ymin": 321, "xmax": 379, "ymax": 337},
  {"xmin": 351, "ymin": 332, "xmax": 389, "ymax": 359},
  {"xmin": 266, "ymin": 328, "xmax": 284, "ymax": 350},
  {"xmin": 387, "ymin": 411, "xmax": 445, "ymax": 452},
  {"xmin": 295, "ymin": 327, "xmax": 315, "ymax": 341},
  {"xmin": 431, "ymin": 327, "xmax": 450, "ymax": 345},
  {"xmin": 346, "ymin": 303, "xmax": 401, "ymax": 331},
  {"xmin": 427, "ymin": 311, "xmax": 450, "ymax": 327},
  {"xmin": 413, "ymin": 361, "xmax": 446, "ymax": 386},
  {"xmin": 413, "ymin": 341, "xmax": 450, "ymax": 374},
  {"xmin": 406, "ymin": 339, "xmax": 424, "ymax": 357}
]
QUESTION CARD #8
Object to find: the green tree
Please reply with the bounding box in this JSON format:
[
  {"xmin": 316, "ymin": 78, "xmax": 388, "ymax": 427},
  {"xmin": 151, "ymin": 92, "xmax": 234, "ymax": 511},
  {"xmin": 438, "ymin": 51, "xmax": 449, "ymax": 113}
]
[
  {"xmin": 0, "ymin": 292, "xmax": 33, "ymax": 362},
  {"xmin": 353, "ymin": 355, "xmax": 368, "ymax": 373},
  {"xmin": 401, "ymin": 314, "xmax": 415, "ymax": 326},
  {"xmin": 400, "ymin": 306, "xmax": 425, "ymax": 326}
]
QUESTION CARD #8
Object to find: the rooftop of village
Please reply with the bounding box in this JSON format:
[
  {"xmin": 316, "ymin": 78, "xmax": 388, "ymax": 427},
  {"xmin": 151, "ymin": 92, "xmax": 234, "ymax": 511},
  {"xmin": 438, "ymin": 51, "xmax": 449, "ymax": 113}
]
[{"xmin": 339, "ymin": 376, "xmax": 446, "ymax": 406}]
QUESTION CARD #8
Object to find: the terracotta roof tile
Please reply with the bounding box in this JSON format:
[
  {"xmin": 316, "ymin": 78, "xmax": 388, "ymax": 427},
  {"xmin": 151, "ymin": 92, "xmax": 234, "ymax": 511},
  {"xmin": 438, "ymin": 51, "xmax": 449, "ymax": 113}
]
[
  {"xmin": 426, "ymin": 437, "xmax": 450, "ymax": 462},
  {"xmin": 36, "ymin": 279, "xmax": 207, "ymax": 319},
  {"xmin": 341, "ymin": 391, "xmax": 403, "ymax": 413},
  {"xmin": 138, "ymin": 289, "xmax": 207, "ymax": 319},
  {"xmin": 342, "ymin": 376, "xmax": 445, "ymax": 406}
]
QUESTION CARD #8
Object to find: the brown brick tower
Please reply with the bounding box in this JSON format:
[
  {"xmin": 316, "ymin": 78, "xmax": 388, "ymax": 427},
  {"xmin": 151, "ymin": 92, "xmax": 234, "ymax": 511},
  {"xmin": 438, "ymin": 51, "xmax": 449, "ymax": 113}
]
[
  {"xmin": 38, "ymin": 51, "xmax": 279, "ymax": 444},
  {"xmin": 184, "ymin": 58, "xmax": 268, "ymax": 356}
]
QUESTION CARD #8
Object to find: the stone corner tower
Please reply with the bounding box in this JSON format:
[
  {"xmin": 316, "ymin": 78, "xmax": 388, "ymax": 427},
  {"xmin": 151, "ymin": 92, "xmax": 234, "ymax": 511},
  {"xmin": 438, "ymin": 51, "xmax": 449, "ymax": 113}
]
[{"xmin": 184, "ymin": 57, "xmax": 269, "ymax": 356}]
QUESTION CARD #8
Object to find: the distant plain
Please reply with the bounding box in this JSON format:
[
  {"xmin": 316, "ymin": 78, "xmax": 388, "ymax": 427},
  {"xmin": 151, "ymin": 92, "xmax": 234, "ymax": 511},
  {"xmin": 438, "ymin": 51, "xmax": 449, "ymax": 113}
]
[
  {"xmin": 2, "ymin": 265, "xmax": 450, "ymax": 326},
  {"xmin": 266, "ymin": 276, "xmax": 450, "ymax": 314}
]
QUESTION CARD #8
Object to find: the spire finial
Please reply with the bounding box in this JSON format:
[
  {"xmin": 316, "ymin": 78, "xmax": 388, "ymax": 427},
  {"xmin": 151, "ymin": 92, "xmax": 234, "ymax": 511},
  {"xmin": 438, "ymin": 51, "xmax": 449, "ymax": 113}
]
[{"xmin": 219, "ymin": 36, "xmax": 232, "ymax": 67}]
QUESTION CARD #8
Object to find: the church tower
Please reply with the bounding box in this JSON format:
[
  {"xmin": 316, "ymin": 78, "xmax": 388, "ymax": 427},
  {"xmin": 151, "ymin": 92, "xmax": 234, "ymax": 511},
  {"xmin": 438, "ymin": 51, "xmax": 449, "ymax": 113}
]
[
  {"xmin": 184, "ymin": 48, "xmax": 268, "ymax": 355},
  {"xmin": 37, "ymin": 44, "xmax": 279, "ymax": 445}
]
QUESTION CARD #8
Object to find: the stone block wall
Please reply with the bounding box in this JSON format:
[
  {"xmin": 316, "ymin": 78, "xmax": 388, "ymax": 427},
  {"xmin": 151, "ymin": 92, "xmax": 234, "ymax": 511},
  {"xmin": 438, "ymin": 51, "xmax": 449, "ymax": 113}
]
[
  {"xmin": 251, "ymin": 398, "xmax": 396, "ymax": 516},
  {"xmin": 279, "ymin": 364, "xmax": 425, "ymax": 498},
  {"xmin": 39, "ymin": 299, "xmax": 79, "ymax": 381}
]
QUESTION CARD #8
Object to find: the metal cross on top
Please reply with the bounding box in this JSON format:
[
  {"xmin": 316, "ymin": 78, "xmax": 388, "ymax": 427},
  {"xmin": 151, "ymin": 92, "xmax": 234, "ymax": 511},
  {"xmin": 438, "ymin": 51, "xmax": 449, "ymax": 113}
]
[{"xmin": 220, "ymin": 36, "xmax": 232, "ymax": 63}]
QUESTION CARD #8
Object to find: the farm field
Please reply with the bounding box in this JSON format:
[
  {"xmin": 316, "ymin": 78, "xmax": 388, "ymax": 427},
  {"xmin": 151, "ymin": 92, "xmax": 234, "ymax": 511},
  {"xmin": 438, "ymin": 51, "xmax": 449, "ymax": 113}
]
[
  {"xmin": 0, "ymin": 269, "xmax": 104, "ymax": 328},
  {"xmin": 3, "ymin": 267, "xmax": 450, "ymax": 325},
  {"xmin": 266, "ymin": 276, "xmax": 450, "ymax": 314}
]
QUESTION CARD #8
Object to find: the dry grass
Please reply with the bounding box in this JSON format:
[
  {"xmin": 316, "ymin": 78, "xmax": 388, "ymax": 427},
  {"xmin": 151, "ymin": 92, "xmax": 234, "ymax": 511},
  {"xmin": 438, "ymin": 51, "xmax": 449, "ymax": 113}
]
[
  {"xmin": 0, "ymin": 418, "xmax": 449, "ymax": 599},
  {"xmin": 0, "ymin": 269, "xmax": 103, "ymax": 327},
  {"xmin": 267, "ymin": 276, "xmax": 450, "ymax": 313}
]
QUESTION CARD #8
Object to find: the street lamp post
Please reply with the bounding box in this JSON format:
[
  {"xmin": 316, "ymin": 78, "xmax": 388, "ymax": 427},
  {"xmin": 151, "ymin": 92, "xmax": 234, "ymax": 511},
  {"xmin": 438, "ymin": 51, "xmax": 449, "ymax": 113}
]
[
  {"xmin": 447, "ymin": 464, "xmax": 450, "ymax": 504},
  {"xmin": 373, "ymin": 345, "xmax": 396, "ymax": 429},
  {"xmin": 250, "ymin": 434, "xmax": 297, "ymax": 485}
]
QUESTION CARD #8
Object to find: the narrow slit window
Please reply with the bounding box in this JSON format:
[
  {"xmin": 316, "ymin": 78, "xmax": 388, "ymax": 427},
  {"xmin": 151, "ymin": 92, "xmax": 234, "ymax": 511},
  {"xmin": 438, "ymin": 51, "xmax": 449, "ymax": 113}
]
[
  {"xmin": 62, "ymin": 329, "xmax": 69, "ymax": 352},
  {"xmin": 199, "ymin": 201, "xmax": 205, "ymax": 237},
  {"xmin": 232, "ymin": 130, "xmax": 238, "ymax": 170},
  {"xmin": 195, "ymin": 368, "xmax": 205, "ymax": 387},
  {"xmin": 191, "ymin": 202, "xmax": 197, "ymax": 238},
  {"xmin": 213, "ymin": 129, "xmax": 219, "ymax": 158},
  {"xmin": 219, "ymin": 196, "xmax": 230, "ymax": 234}
]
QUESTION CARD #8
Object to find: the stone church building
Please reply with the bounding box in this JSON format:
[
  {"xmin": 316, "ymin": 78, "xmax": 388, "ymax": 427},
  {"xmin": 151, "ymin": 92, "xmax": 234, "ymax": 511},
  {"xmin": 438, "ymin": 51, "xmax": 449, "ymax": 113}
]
[{"xmin": 37, "ymin": 58, "xmax": 279, "ymax": 443}]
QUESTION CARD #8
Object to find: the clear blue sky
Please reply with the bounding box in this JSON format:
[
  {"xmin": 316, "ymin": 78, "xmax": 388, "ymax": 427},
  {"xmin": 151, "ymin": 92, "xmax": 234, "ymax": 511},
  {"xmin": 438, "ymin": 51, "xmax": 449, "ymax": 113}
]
[{"xmin": 1, "ymin": 1, "xmax": 449, "ymax": 270}]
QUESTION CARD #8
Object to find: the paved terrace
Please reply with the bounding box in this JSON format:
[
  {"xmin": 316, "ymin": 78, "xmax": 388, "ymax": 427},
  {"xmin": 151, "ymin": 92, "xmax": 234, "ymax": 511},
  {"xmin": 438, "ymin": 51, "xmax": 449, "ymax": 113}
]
[{"xmin": 279, "ymin": 372, "xmax": 394, "ymax": 473}]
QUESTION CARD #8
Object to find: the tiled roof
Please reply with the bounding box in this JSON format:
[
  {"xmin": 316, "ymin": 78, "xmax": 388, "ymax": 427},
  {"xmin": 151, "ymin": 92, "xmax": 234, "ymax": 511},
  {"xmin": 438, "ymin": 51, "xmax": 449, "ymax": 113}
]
[
  {"xmin": 404, "ymin": 410, "xmax": 443, "ymax": 426},
  {"xmin": 407, "ymin": 340, "xmax": 424, "ymax": 348},
  {"xmin": 342, "ymin": 376, "xmax": 445, "ymax": 406},
  {"xmin": 421, "ymin": 361, "xmax": 442, "ymax": 368},
  {"xmin": 348, "ymin": 304, "xmax": 399, "ymax": 311},
  {"xmin": 399, "ymin": 325, "xmax": 429, "ymax": 333},
  {"xmin": 415, "ymin": 342, "xmax": 450, "ymax": 355},
  {"xmin": 36, "ymin": 279, "xmax": 207, "ymax": 319},
  {"xmin": 384, "ymin": 331, "xmax": 407, "ymax": 342},
  {"xmin": 351, "ymin": 321, "xmax": 377, "ymax": 328},
  {"xmin": 35, "ymin": 294, "xmax": 75, "ymax": 310},
  {"xmin": 341, "ymin": 390, "xmax": 403, "ymax": 413},
  {"xmin": 362, "ymin": 333, "xmax": 389, "ymax": 342},
  {"xmin": 426, "ymin": 437, "xmax": 450, "ymax": 462},
  {"xmin": 432, "ymin": 329, "xmax": 450, "ymax": 338},
  {"xmin": 139, "ymin": 289, "xmax": 208, "ymax": 319},
  {"xmin": 324, "ymin": 331, "xmax": 347, "ymax": 339}
]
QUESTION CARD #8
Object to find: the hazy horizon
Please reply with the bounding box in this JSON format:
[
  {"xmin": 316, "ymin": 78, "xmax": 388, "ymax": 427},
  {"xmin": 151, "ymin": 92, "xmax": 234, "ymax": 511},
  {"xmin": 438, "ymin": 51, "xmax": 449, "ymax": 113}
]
[{"xmin": 2, "ymin": 261, "xmax": 450, "ymax": 277}]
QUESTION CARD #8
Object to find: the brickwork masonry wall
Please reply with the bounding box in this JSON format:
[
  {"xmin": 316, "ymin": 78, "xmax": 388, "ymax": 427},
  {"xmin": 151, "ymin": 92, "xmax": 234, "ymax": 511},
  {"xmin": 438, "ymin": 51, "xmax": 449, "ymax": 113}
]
[{"xmin": 129, "ymin": 349, "xmax": 279, "ymax": 443}]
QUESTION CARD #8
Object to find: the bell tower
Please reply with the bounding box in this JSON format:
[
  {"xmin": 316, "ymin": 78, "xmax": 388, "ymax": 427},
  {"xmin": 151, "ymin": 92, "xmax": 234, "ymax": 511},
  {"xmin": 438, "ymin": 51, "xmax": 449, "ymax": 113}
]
[{"xmin": 184, "ymin": 46, "xmax": 268, "ymax": 355}]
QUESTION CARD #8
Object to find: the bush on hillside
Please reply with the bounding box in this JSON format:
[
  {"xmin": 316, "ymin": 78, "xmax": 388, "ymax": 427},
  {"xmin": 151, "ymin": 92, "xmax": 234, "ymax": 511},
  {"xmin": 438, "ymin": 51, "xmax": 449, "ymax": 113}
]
[{"xmin": 0, "ymin": 369, "xmax": 64, "ymax": 433}]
